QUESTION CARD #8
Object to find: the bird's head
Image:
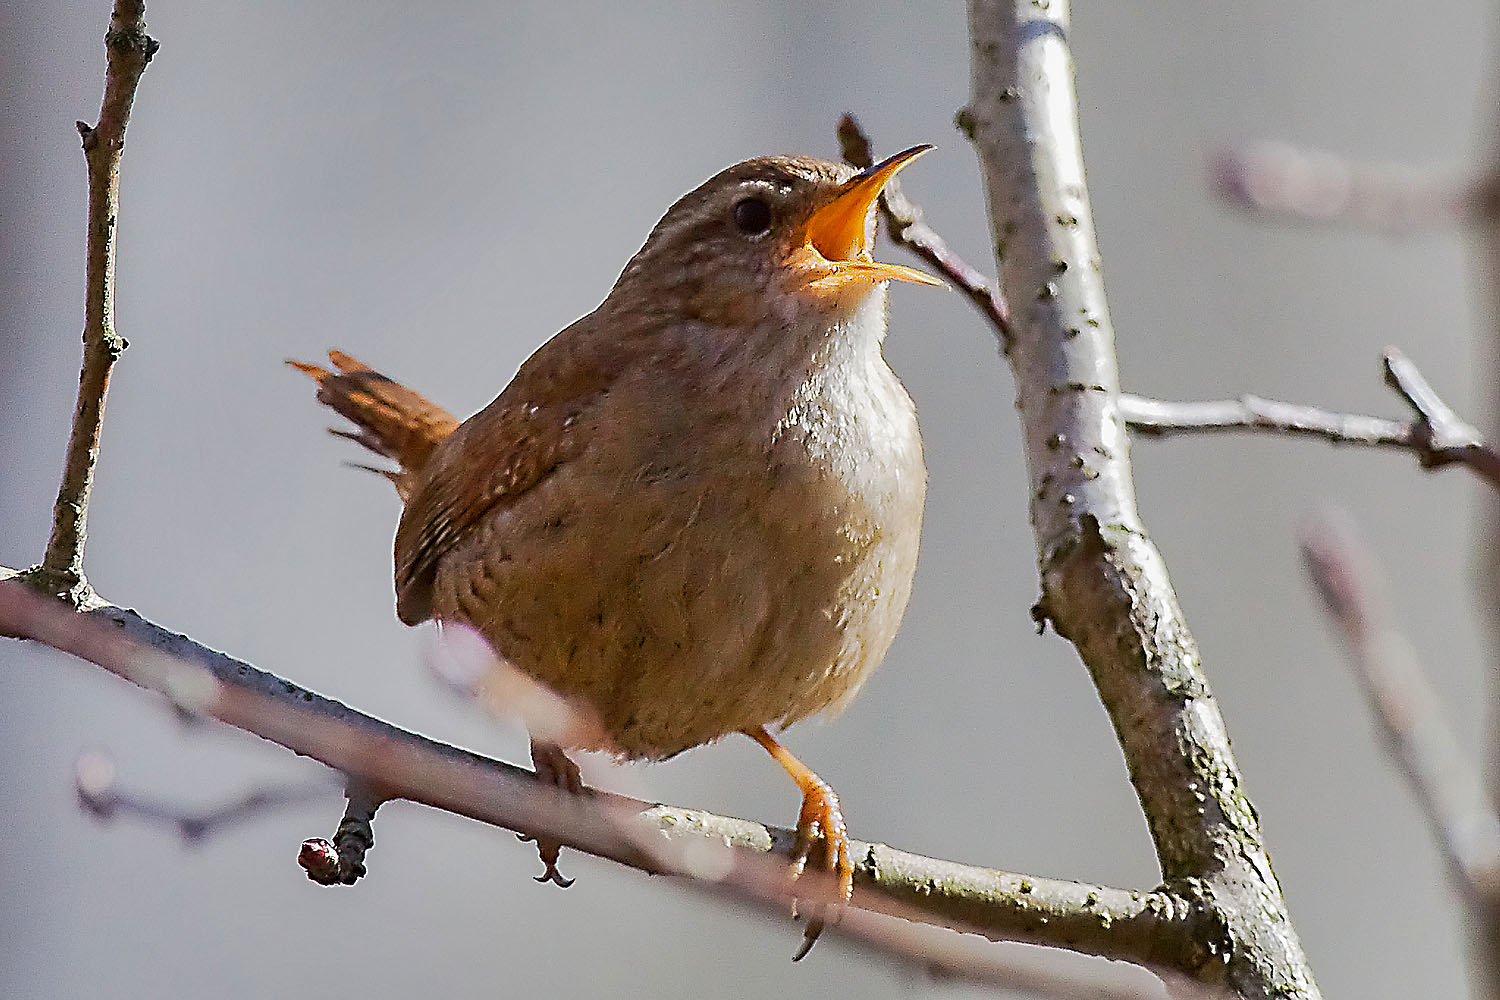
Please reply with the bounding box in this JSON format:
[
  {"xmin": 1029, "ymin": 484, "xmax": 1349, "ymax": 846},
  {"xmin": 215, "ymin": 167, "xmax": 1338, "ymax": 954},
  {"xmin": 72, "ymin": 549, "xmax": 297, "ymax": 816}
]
[{"xmin": 612, "ymin": 146, "xmax": 940, "ymax": 330}]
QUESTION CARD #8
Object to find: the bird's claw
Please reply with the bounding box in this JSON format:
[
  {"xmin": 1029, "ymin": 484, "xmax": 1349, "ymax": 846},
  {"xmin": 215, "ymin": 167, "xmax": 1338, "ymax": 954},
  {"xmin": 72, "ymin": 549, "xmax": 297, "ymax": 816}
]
[
  {"xmin": 786, "ymin": 778, "xmax": 852, "ymax": 961},
  {"xmin": 532, "ymin": 839, "xmax": 576, "ymax": 888},
  {"xmin": 520, "ymin": 740, "xmax": 584, "ymax": 888},
  {"xmin": 517, "ymin": 831, "xmax": 576, "ymax": 888}
]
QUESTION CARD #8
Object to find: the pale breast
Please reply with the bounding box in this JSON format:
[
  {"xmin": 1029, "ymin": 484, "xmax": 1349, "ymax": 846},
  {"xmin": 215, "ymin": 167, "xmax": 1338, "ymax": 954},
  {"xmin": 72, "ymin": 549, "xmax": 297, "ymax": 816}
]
[{"xmin": 429, "ymin": 318, "xmax": 925, "ymax": 760}]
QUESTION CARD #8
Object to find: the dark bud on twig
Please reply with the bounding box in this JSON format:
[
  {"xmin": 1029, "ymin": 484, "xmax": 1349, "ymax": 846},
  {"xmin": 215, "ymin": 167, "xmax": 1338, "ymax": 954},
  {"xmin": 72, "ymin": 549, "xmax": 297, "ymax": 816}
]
[
  {"xmin": 301, "ymin": 790, "xmax": 381, "ymax": 885},
  {"xmin": 299, "ymin": 839, "xmax": 343, "ymax": 883}
]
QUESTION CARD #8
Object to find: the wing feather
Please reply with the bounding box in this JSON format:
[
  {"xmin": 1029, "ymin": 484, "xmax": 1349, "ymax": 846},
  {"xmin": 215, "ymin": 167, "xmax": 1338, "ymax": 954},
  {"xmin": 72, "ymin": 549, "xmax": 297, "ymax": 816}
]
[{"xmin": 392, "ymin": 327, "xmax": 615, "ymax": 624}]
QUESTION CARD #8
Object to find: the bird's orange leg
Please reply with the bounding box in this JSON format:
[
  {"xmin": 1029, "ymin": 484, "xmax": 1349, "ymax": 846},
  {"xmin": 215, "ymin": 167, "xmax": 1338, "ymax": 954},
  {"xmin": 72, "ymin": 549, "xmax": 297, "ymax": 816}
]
[{"xmin": 744, "ymin": 726, "xmax": 852, "ymax": 959}]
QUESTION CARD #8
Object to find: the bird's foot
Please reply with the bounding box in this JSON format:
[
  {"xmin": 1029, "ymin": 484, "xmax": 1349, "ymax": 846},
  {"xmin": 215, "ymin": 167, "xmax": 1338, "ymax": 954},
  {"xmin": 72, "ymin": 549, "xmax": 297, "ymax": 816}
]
[
  {"xmin": 787, "ymin": 776, "xmax": 852, "ymax": 961},
  {"xmin": 744, "ymin": 726, "xmax": 853, "ymax": 960},
  {"xmin": 531, "ymin": 738, "xmax": 584, "ymax": 794},
  {"xmin": 524, "ymin": 739, "xmax": 583, "ymax": 887},
  {"xmin": 517, "ymin": 831, "xmax": 575, "ymax": 888}
]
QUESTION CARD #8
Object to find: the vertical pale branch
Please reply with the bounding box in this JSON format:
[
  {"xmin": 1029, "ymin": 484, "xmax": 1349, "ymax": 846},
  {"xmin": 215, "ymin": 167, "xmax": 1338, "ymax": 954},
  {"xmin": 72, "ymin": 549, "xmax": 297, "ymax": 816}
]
[
  {"xmin": 1476, "ymin": 72, "xmax": 1500, "ymax": 1000},
  {"xmin": 963, "ymin": 3, "xmax": 1321, "ymax": 997},
  {"xmin": 33, "ymin": 0, "xmax": 158, "ymax": 603}
]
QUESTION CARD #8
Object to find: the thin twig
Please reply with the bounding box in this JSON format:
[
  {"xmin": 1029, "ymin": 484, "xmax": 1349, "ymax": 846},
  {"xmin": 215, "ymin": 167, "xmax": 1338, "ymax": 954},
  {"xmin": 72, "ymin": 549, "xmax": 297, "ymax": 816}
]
[
  {"xmin": 1300, "ymin": 513, "xmax": 1500, "ymax": 910},
  {"xmin": 0, "ymin": 570, "xmax": 1205, "ymax": 975},
  {"xmin": 1211, "ymin": 141, "xmax": 1497, "ymax": 233},
  {"xmin": 838, "ymin": 116, "xmax": 1500, "ymax": 502},
  {"xmin": 73, "ymin": 749, "xmax": 330, "ymax": 842},
  {"xmin": 836, "ymin": 113, "xmax": 1015, "ymax": 352},
  {"xmin": 1119, "ymin": 349, "xmax": 1500, "ymax": 492},
  {"xmin": 31, "ymin": 0, "xmax": 158, "ymax": 603},
  {"xmin": 1119, "ymin": 394, "xmax": 1413, "ymax": 448},
  {"xmin": 1381, "ymin": 349, "xmax": 1500, "ymax": 484}
]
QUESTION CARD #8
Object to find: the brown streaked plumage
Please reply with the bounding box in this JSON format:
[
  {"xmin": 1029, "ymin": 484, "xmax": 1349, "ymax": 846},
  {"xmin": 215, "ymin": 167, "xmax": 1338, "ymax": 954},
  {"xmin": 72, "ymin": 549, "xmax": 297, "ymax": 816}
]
[{"xmin": 293, "ymin": 147, "xmax": 937, "ymax": 955}]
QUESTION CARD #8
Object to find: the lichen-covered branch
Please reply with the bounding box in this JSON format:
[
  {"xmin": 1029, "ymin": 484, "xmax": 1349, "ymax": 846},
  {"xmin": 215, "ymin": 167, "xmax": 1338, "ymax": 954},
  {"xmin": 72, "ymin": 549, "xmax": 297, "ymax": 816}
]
[
  {"xmin": 0, "ymin": 570, "xmax": 1207, "ymax": 980},
  {"xmin": 964, "ymin": 2, "xmax": 1320, "ymax": 996},
  {"xmin": 31, "ymin": 0, "xmax": 158, "ymax": 604}
]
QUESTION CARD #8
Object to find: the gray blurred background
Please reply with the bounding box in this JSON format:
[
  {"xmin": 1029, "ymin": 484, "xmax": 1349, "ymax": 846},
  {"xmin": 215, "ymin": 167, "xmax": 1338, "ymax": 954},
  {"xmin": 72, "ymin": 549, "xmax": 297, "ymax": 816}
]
[{"xmin": 2, "ymin": 3, "xmax": 1492, "ymax": 997}]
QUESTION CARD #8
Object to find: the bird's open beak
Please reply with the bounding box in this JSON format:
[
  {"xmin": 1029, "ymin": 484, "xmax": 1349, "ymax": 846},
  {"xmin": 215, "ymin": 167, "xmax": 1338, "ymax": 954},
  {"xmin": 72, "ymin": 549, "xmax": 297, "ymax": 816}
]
[{"xmin": 803, "ymin": 144, "xmax": 943, "ymax": 288}]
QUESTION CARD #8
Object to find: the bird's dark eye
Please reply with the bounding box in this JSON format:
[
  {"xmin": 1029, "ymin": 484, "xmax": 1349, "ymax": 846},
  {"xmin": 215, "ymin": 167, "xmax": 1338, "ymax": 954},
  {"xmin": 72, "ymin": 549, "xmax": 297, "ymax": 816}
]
[{"xmin": 732, "ymin": 197, "xmax": 773, "ymax": 236}]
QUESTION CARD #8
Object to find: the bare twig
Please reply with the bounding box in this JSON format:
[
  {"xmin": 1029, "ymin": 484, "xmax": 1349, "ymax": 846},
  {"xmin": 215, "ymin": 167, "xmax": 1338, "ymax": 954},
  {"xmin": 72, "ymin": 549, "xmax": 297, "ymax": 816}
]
[
  {"xmin": 1381, "ymin": 349, "xmax": 1500, "ymax": 483},
  {"xmin": 1300, "ymin": 513, "xmax": 1500, "ymax": 945},
  {"xmin": 965, "ymin": 2, "xmax": 1320, "ymax": 996},
  {"xmin": 299, "ymin": 786, "xmax": 381, "ymax": 885},
  {"xmin": 0, "ymin": 570, "xmax": 1206, "ymax": 977},
  {"xmin": 1119, "ymin": 349, "xmax": 1500, "ymax": 493},
  {"xmin": 73, "ymin": 749, "xmax": 329, "ymax": 842},
  {"xmin": 1120, "ymin": 393, "xmax": 1413, "ymax": 447},
  {"xmin": 1211, "ymin": 141, "xmax": 1497, "ymax": 233},
  {"xmin": 836, "ymin": 113, "xmax": 1015, "ymax": 351},
  {"xmin": 29, "ymin": 0, "xmax": 158, "ymax": 604},
  {"xmin": 837, "ymin": 116, "xmax": 1500, "ymax": 503}
]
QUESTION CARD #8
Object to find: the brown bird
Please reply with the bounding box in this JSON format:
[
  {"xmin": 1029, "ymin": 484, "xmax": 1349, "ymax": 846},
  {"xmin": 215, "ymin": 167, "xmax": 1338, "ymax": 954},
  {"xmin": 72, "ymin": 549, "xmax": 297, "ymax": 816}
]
[{"xmin": 292, "ymin": 146, "xmax": 937, "ymax": 955}]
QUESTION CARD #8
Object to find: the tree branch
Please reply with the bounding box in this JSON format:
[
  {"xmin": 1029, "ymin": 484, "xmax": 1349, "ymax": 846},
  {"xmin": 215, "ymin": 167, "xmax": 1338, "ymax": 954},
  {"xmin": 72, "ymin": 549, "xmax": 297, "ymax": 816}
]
[
  {"xmin": 72, "ymin": 748, "xmax": 330, "ymax": 842},
  {"xmin": 1210, "ymin": 141, "xmax": 1498, "ymax": 233},
  {"xmin": 1382, "ymin": 349, "xmax": 1500, "ymax": 480},
  {"xmin": 30, "ymin": 0, "xmax": 158, "ymax": 604},
  {"xmin": 839, "ymin": 112, "xmax": 1500, "ymax": 502},
  {"xmin": 1119, "ymin": 348, "xmax": 1500, "ymax": 492},
  {"xmin": 0, "ymin": 569, "xmax": 1207, "ymax": 979},
  {"xmin": 1301, "ymin": 514, "xmax": 1500, "ymax": 898},
  {"xmin": 1301, "ymin": 513, "xmax": 1500, "ymax": 978},
  {"xmin": 1120, "ymin": 394, "xmax": 1413, "ymax": 448},
  {"xmin": 836, "ymin": 113, "xmax": 1015, "ymax": 352},
  {"xmin": 965, "ymin": 3, "xmax": 1320, "ymax": 996}
]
